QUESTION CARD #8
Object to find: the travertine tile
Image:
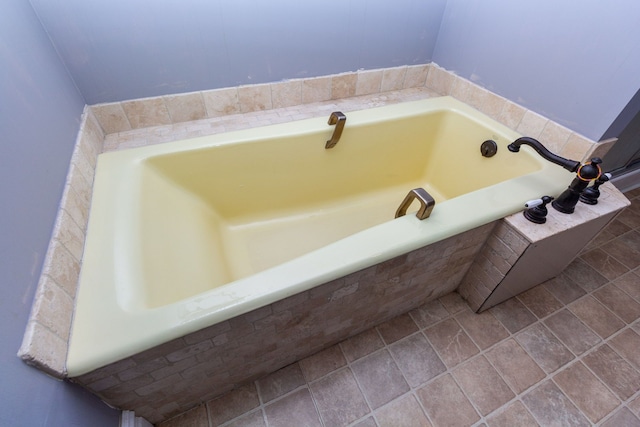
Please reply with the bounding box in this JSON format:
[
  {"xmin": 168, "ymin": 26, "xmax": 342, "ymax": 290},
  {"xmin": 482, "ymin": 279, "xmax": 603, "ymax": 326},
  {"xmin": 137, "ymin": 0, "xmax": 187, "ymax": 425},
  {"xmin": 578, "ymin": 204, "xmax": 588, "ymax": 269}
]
[
  {"xmin": 585, "ymin": 137, "xmax": 617, "ymax": 161},
  {"xmin": 26, "ymin": 276, "xmax": 74, "ymax": 342},
  {"xmin": 453, "ymin": 356, "xmax": 514, "ymax": 416},
  {"xmin": 264, "ymin": 388, "xmax": 321, "ymax": 427},
  {"xmin": 238, "ymin": 84, "xmax": 272, "ymax": 113},
  {"xmin": 271, "ymin": 80, "xmax": 302, "ymax": 108},
  {"xmin": 331, "ymin": 73, "xmax": 357, "ymax": 99},
  {"xmin": 485, "ymin": 339, "xmax": 545, "ymax": 394},
  {"xmin": 538, "ymin": 120, "xmax": 572, "ymax": 154},
  {"xmin": 560, "ymin": 133, "xmax": 595, "ymax": 162},
  {"xmin": 543, "ymin": 309, "xmax": 601, "ymax": 355},
  {"xmin": 554, "ymin": 361, "xmax": 620, "ymax": 423},
  {"xmin": 202, "ymin": 87, "xmax": 240, "ymax": 117},
  {"xmin": 356, "ymin": 69, "xmax": 383, "ymax": 96},
  {"xmin": 497, "ymin": 101, "xmax": 526, "ymax": 131},
  {"xmin": 388, "ymin": 333, "xmax": 445, "ymax": 388},
  {"xmin": 164, "ymin": 92, "xmax": 206, "ymax": 123},
  {"xmin": 302, "ymin": 77, "xmax": 332, "ymax": 104},
  {"xmin": 41, "ymin": 239, "xmax": 80, "ymax": 298},
  {"xmin": 351, "ymin": 350, "xmax": 409, "ymax": 409},
  {"xmin": 310, "ymin": 368, "xmax": 369, "ymax": 426},
  {"xmin": 424, "ymin": 318, "xmax": 479, "ymax": 368},
  {"xmin": 403, "ymin": 64, "xmax": 430, "ymax": 89},
  {"xmin": 515, "ymin": 324, "xmax": 574, "ymax": 374},
  {"xmin": 516, "ymin": 110, "xmax": 548, "ymax": 139},
  {"xmin": 416, "ymin": 374, "xmax": 479, "ymax": 427},
  {"xmin": 375, "ymin": 395, "xmax": 431, "ymax": 427},
  {"xmin": 425, "ymin": 65, "xmax": 455, "ymax": 95},
  {"xmin": 91, "ymin": 102, "xmax": 132, "ymax": 134},
  {"xmin": 583, "ymin": 344, "xmax": 640, "ymax": 400},
  {"xmin": 522, "ymin": 380, "xmax": 590, "ymax": 427},
  {"xmin": 121, "ymin": 97, "xmax": 172, "ymax": 129},
  {"xmin": 381, "ymin": 67, "xmax": 407, "ymax": 92},
  {"xmin": 17, "ymin": 321, "xmax": 67, "ymax": 377}
]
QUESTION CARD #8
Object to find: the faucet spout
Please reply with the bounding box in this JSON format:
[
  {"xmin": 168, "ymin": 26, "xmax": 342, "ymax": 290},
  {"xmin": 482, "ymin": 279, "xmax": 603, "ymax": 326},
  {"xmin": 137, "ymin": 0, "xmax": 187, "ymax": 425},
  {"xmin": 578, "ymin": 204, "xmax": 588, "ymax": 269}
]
[
  {"xmin": 507, "ymin": 137, "xmax": 580, "ymax": 172},
  {"xmin": 325, "ymin": 111, "xmax": 346, "ymax": 149}
]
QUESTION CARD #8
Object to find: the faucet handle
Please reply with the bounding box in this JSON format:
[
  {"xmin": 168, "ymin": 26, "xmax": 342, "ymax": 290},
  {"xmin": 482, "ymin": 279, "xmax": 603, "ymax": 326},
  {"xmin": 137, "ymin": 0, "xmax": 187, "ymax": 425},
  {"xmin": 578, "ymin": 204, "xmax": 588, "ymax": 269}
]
[
  {"xmin": 523, "ymin": 196, "xmax": 554, "ymax": 224},
  {"xmin": 577, "ymin": 157, "xmax": 602, "ymax": 182}
]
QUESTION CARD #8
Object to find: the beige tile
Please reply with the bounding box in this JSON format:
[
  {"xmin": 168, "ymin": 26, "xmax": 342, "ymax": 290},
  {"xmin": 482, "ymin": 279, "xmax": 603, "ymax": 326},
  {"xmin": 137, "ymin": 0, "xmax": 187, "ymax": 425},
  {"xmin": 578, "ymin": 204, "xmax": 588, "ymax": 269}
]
[
  {"xmin": 560, "ymin": 133, "xmax": 595, "ymax": 162},
  {"xmin": 91, "ymin": 102, "xmax": 132, "ymax": 134},
  {"xmin": 356, "ymin": 69, "xmax": 383, "ymax": 96},
  {"xmin": 302, "ymin": 77, "xmax": 332, "ymax": 104},
  {"xmin": 238, "ymin": 84, "xmax": 272, "ymax": 113},
  {"xmin": 17, "ymin": 321, "xmax": 67, "ymax": 377},
  {"xmin": 53, "ymin": 208, "xmax": 85, "ymax": 262},
  {"xmin": 453, "ymin": 356, "xmax": 515, "ymax": 416},
  {"xmin": 351, "ymin": 350, "xmax": 409, "ymax": 409},
  {"xmin": 41, "ymin": 239, "xmax": 80, "ymax": 298},
  {"xmin": 416, "ymin": 374, "xmax": 480, "ymax": 427},
  {"xmin": 497, "ymin": 101, "xmax": 526, "ymax": 131},
  {"xmin": 516, "ymin": 110, "xmax": 548, "ymax": 139},
  {"xmin": 331, "ymin": 73, "xmax": 357, "ymax": 99},
  {"xmin": 375, "ymin": 395, "xmax": 431, "ymax": 427},
  {"xmin": 202, "ymin": 87, "xmax": 240, "ymax": 117},
  {"xmin": 479, "ymin": 90, "xmax": 507, "ymax": 121},
  {"xmin": 585, "ymin": 137, "xmax": 617, "ymax": 161},
  {"xmin": 404, "ymin": 64, "xmax": 430, "ymax": 89},
  {"xmin": 424, "ymin": 318, "xmax": 479, "ymax": 368},
  {"xmin": 271, "ymin": 80, "xmax": 302, "ymax": 108},
  {"xmin": 310, "ymin": 368, "xmax": 369, "ymax": 426},
  {"xmin": 425, "ymin": 65, "xmax": 455, "ymax": 95},
  {"xmin": 388, "ymin": 333, "xmax": 445, "ymax": 388},
  {"xmin": 554, "ymin": 361, "xmax": 620, "ymax": 423},
  {"xmin": 538, "ymin": 120, "xmax": 572, "ymax": 154},
  {"xmin": 485, "ymin": 339, "xmax": 545, "ymax": 394},
  {"xmin": 522, "ymin": 380, "xmax": 590, "ymax": 427},
  {"xmin": 264, "ymin": 388, "xmax": 321, "ymax": 427},
  {"xmin": 121, "ymin": 97, "xmax": 172, "ymax": 129},
  {"xmin": 27, "ymin": 275, "xmax": 74, "ymax": 341},
  {"xmin": 381, "ymin": 67, "xmax": 407, "ymax": 92},
  {"xmin": 164, "ymin": 92, "xmax": 206, "ymax": 123}
]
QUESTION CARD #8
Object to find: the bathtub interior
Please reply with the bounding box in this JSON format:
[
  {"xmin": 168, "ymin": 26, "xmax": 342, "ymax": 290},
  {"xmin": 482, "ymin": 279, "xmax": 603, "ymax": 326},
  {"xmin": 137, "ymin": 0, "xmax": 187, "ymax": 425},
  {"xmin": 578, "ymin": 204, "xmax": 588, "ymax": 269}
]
[{"xmin": 135, "ymin": 104, "xmax": 540, "ymax": 308}]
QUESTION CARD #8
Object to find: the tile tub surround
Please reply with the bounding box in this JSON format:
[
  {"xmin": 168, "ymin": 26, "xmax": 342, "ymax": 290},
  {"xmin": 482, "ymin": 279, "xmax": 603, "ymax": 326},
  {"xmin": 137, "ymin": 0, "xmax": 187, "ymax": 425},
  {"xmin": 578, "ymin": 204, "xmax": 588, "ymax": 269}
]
[
  {"xmin": 71, "ymin": 224, "xmax": 494, "ymax": 424},
  {"xmin": 19, "ymin": 64, "xmax": 618, "ymax": 390},
  {"xmin": 156, "ymin": 191, "xmax": 640, "ymax": 427}
]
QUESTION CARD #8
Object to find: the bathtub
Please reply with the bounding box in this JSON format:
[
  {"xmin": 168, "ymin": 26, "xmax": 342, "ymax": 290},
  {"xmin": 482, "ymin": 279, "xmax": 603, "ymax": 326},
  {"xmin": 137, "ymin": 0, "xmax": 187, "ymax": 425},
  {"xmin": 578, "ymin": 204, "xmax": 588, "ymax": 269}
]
[{"xmin": 67, "ymin": 96, "xmax": 573, "ymax": 376}]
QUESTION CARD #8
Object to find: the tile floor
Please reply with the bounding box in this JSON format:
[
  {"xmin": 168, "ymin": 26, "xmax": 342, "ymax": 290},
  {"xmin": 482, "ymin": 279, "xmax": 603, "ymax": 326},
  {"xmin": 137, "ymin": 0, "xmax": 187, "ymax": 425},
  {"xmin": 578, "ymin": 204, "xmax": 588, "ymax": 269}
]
[{"xmin": 159, "ymin": 188, "xmax": 640, "ymax": 427}]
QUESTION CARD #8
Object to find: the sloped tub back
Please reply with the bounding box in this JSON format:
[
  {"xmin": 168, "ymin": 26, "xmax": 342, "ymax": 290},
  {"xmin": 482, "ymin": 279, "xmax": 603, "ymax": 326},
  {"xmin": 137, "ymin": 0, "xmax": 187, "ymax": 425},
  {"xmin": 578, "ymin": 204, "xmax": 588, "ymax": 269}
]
[{"xmin": 68, "ymin": 96, "xmax": 572, "ymax": 420}]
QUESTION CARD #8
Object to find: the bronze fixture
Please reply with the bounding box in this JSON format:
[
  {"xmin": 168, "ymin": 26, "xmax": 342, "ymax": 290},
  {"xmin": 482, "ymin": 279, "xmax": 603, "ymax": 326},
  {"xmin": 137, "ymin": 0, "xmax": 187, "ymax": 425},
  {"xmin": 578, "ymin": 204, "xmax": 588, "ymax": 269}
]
[
  {"xmin": 325, "ymin": 111, "xmax": 346, "ymax": 149},
  {"xmin": 395, "ymin": 188, "xmax": 436, "ymax": 220}
]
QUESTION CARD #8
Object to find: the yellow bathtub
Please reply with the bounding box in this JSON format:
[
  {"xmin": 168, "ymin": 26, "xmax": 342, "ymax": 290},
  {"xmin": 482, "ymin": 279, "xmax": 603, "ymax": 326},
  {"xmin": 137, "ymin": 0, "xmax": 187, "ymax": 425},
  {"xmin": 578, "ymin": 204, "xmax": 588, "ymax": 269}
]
[{"xmin": 67, "ymin": 96, "xmax": 573, "ymax": 375}]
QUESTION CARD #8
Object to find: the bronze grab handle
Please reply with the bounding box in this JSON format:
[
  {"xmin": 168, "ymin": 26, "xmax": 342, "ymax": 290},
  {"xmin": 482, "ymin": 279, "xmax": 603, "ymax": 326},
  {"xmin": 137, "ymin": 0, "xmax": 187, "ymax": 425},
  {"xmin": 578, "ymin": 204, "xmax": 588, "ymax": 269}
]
[
  {"xmin": 395, "ymin": 188, "xmax": 436, "ymax": 220},
  {"xmin": 325, "ymin": 112, "xmax": 346, "ymax": 149}
]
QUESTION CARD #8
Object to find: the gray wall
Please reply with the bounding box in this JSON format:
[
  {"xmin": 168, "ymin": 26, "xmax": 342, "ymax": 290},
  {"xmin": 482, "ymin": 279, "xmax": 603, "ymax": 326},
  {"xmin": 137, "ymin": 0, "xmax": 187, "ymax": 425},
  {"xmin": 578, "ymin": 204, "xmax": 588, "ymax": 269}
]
[
  {"xmin": 0, "ymin": 0, "xmax": 119, "ymax": 425},
  {"xmin": 30, "ymin": 0, "xmax": 447, "ymax": 104},
  {"xmin": 432, "ymin": 0, "xmax": 640, "ymax": 141}
]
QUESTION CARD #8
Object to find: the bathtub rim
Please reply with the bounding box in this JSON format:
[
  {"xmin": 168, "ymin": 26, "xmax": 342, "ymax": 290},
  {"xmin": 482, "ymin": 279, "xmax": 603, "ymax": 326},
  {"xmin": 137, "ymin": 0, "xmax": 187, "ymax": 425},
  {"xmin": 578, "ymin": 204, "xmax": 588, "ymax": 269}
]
[{"xmin": 66, "ymin": 96, "xmax": 574, "ymax": 376}]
